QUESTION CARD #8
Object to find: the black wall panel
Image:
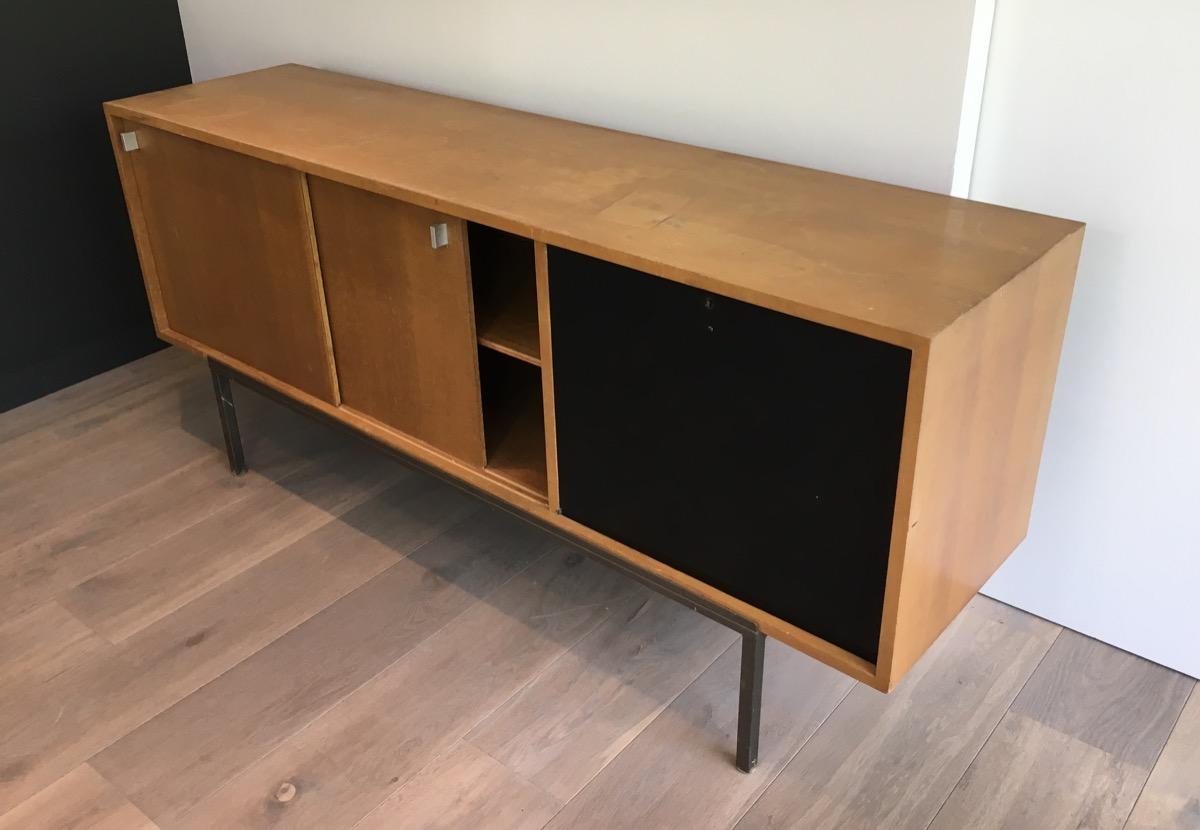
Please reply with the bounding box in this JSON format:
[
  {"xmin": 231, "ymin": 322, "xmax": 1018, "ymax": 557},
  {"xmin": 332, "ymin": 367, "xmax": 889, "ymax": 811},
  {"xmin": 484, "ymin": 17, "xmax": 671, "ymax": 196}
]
[
  {"xmin": 549, "ymin": 248, "xmax": 911, "ymax": 663},
  {"xmin": 0, "ymin": 0, "xmax": 191, "ymax": 412}
]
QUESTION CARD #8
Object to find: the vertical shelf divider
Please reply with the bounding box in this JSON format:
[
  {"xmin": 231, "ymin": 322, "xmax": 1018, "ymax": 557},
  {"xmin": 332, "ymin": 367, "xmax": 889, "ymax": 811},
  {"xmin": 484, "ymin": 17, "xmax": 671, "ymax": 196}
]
[
  {"xmin": 534, "ymin": 241, "xmax": 561, "ymax": 512},
  {"xmin": 468, "ymin": 223, "xmax": 549, "ymax": 500}
]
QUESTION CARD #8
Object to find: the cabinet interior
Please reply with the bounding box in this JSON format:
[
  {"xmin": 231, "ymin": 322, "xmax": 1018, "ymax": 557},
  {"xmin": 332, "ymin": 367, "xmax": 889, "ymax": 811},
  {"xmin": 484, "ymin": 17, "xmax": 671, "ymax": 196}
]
[
  {"xmin": 468, "ymin": 223, "xmax": 540, "ymax": 365},
  {"xmin": 466, "ymin": 222, "xmax": 547, "ymax": 498},
  {"xmin": 477, "ymin": 347, "xmax": 547, "ymax": 498}
]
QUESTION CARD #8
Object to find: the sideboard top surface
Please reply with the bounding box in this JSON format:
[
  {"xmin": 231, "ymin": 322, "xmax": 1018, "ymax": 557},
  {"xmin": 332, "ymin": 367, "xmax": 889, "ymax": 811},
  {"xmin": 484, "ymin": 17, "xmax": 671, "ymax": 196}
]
[{"xmin": 106, "ymin": 64, "xmax": 1081, "ymax": 345}]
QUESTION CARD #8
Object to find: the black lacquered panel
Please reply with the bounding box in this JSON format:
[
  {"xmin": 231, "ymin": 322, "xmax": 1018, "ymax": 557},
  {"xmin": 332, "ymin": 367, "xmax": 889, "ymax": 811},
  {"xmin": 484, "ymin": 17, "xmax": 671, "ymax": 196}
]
[{"xmin": 548, "ymin": 248, "xmax": 911, "ymax": 663}]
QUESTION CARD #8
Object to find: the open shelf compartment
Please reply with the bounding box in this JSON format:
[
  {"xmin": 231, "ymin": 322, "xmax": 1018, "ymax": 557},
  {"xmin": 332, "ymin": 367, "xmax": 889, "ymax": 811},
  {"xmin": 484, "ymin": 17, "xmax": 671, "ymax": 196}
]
[
  {"xmin": 478, "ymin": 347, "xmax": 547, "ymax": 498},
  {"xmin": 468, "ymin": 223, "xmax": 540, "ymax": 365}
]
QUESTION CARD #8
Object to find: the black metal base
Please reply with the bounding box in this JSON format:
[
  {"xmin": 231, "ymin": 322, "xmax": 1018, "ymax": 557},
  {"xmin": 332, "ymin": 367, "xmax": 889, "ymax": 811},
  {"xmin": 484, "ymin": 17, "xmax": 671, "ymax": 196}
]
[
  {"xmin": 206, "ymin": 357, "xmax": 765, "ymax": 771},
  {"xmin": 209, "ymin": 362, "xmax": 246, "ymax": 475},
  {"xmin": 737, "ymin": 630, "xmax": 765, "ymax": 772}
]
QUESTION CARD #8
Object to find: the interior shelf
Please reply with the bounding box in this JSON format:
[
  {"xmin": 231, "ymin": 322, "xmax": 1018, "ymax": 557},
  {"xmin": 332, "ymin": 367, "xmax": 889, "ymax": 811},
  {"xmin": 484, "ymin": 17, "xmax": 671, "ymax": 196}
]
[
  {"xmin": 479, "ymin": 348, "xmax": 547, "ymax": 498},
  {"xmin": 468, "ymin": 223, "xmax": 540, "ymax": 365}
]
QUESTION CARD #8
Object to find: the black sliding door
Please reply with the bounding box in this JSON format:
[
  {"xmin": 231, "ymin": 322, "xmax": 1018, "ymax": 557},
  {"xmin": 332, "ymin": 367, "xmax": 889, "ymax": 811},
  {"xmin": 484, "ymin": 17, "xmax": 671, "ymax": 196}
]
[{"xmin": 548, "ymin": 247, "xmax": 911, "ymax": 663}]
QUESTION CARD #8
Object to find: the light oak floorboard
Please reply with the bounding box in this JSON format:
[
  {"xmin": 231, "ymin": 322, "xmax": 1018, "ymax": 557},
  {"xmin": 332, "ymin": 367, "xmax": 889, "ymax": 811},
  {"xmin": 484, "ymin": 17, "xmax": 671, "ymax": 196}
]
[
  {"xmin": 1008, "ymin": 628, "xmax": 1194, "ymax": 769},
  {"xmin": 0, "ymin": 348, "xmax": 296, "ymax": 513},
  {"xmin": 171, "ymin": 547, "xmax": 639, "ymax": 830},
  {"xmin": 354, "ymin": 742, "xmax": 561, "ymax": 830},
  {"xmin": 93, "ymin": 507, "xmax": 554, "ymax": 826},
  {"xmin": 0, "ymin": 477, "xmax": 468, "ymax": 817},
  {"xmin": 0, "ymin": 346, "xmax": 190, "ymax": 445},
  {"xmin": 0, "ymin": 602, "xmax": 110, "ymax": 694},
  {"xmin": 109, "ymin": 473, "xmax": 478, "ymax": 719},
  {"xmin": 59, "ymin": 444, "xmax": 402, "ymax": 641},
  {"xmin": 0, "ymin": 764, "xmax": 156, "ymax": 830},
  {"xmin": 0, "ymin": 408, "xmax": 331, "ymax": 617},
  {"xmin": 1126, "ymin": 686, "xmax": 1200, "ymax": 830},
  {"xmin": 0, "ymin": 640, "xmax": 130, "ymax": 809},
  {"xmin": 931, "ymin": 713, "xmax": 1153, "ymax": 830},
  {"xmin": 0, "ymin": 407, "xmax": 216, "ymax": 550},
  {"xmin": 929, "ymin": 629, "xmax": 1195, "ymax": 830},
  {"xmin": 545, "ymin": 638, "xmax": 855, "ymax": 830},
  {"xmin": 735, "ymin": 596, "xmax": 1061, "ymax": 830},
  {"xmin": 0, "ymin": 364, "xmax": 204, "ymax": 480},
  {"xmin": 468, "ymin": 590, "xmax": 738, "ymax": 802},
  {"xmin": 0, "ymin": 355, "xmax": 240, "ymax": 505}
]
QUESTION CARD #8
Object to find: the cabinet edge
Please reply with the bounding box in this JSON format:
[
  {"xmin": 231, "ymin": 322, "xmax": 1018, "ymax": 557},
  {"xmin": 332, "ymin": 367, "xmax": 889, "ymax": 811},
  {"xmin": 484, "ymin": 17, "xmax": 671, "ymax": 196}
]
[{"xmin": 876, "ymin": 227, "xmax": 1085, "ymax": 690}]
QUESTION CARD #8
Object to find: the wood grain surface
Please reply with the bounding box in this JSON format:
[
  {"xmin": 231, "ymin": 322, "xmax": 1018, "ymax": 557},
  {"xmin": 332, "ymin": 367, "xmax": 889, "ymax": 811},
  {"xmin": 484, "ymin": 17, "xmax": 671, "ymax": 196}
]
[
  {"xmin": 91, "ymin": 507, "xmax": 551, "ymax": 825},
  {"xmin": 467, "ymin": 591, "xmax": 737, "ymax": 801},
  {"xmin": 735, "ymin": 597, "xmax": 1061, "ymax": 830},
  {"xmin": 310, "ymin": 176, "xmax": 486, "ymax": 464},
  {"xmin": 105, "ymin": 64, "xmax": 1081, "ymax": 345},
  {"xmin": 0, "ymin": 765, "xmax": 156, "ymax": 830},
  {"xmin": 119, "ymin": 122, "xmax": 339, "ymax": 402},
  {"xmin": 1126, "ymin": 687, "xmax": 1200, "ymax": 830},
  {"xmin": 928, "ymin": 629, "xmax": 1194, "ymax": 830},
  {"xmin": 546, "ymin": 639, "xmax": 856, "ymax": 830},
  {"xmin": 355, "ymin": 742, "xmax": 561, "ymax": 830},
  {"xmin": 879, "ymin": 229, "xmax": 1086, "ymax": 688},
  {"xmin": 169, "ymin": 549, "xmax": 635, "ymax": 830}
]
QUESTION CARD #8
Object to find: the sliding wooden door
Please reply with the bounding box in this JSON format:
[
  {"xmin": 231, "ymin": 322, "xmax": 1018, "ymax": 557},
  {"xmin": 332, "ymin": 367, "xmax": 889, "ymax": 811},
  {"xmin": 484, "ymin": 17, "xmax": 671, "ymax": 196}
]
[
  {"xmin": 309, "ymin": 178, "xmax": 486, "ymax": 465},
  {"xmin": 124, "ymin": 124, "xmax": 338, "ymax": 402}
]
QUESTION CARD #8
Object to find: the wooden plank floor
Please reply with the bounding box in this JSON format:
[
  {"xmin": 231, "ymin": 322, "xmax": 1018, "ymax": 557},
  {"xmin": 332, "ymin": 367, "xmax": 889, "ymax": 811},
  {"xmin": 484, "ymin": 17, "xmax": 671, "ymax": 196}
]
[{"xmin": 1, "ymin": 348, "xmax": 1196, "ymax": 830}]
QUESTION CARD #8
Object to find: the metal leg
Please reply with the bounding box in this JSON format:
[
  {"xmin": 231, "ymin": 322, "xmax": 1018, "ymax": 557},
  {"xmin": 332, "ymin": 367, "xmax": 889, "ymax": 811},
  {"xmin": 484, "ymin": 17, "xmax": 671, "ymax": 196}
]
[
  {"xmin": 736, "ymin": 629, "xmax": 765, "ymax": 772},
  {"xmin": 209, "ymin": 361, "xmax": 247, "ymax": 475}
]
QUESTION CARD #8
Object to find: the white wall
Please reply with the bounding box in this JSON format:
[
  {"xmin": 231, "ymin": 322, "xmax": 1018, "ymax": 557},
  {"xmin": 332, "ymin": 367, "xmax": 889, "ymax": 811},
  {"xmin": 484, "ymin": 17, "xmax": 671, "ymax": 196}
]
[
  {"xmin": 976, "ymin": 0, "xmax": 1200, "ymax": 678},
  {"xmin": 177, "ymin": 0, "xmax": 980, "ymax": 193}
]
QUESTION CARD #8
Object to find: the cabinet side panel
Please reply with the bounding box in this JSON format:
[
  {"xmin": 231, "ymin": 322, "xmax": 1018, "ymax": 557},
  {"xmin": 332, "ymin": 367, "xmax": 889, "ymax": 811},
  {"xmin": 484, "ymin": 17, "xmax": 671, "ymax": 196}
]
[
  {"xmin": 309, "ymin": 177, "xmax": 486, "ymax": 465},
  {"xmin": 124, "ymin": 124, "xmax": 338, "ymax": 402},
  {"xmin": 550, "ymin": 248, "xmax": 911, "ymax": 663},
  {"xmin": 884, "ymin": 229, "xmax": 1083, "ymax": 687}
]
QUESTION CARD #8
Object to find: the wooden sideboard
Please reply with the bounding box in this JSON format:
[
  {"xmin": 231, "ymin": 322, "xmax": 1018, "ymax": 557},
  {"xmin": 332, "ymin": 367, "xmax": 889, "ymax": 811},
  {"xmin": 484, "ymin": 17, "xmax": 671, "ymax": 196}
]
[{"xmin": 105, "ymin": 64, "xmax": 1083, "ymax": 770}]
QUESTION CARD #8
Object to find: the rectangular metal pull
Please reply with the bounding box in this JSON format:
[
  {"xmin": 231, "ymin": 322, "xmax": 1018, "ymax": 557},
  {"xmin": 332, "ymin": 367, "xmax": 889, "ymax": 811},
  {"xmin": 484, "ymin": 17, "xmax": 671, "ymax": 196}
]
[
  {"xmin": 429, "ymin": 222, "xmax": 449, "ymax": 249},
  {"xmin": 119, "ymin": 131, "xmax": 140, "ymax": 152}
]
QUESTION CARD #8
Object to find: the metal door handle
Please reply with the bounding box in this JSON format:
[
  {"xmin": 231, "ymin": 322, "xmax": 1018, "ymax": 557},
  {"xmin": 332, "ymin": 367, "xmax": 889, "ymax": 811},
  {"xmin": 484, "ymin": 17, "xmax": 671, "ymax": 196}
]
[{"xmin": 430, "ymin": 223, "xmax": 449, "ymax": 249}]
